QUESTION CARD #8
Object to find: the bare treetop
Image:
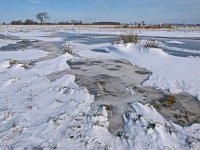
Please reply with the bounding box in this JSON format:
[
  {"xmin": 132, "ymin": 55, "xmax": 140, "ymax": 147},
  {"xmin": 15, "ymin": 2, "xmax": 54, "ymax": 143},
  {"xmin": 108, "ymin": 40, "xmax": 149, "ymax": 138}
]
[{"xmin": 36, "ymin": 12, "xmax": 49, "ymax": 25}]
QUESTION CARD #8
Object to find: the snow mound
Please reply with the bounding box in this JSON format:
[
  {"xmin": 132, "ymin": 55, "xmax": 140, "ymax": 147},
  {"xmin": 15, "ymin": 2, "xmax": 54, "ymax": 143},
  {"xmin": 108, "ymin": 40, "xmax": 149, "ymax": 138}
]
[
  {"xmin": 0, "ymin": 51, "xmax": 123, "ymax": 149},
  {"xmin": 123, "ymin": 102, "xmax": 200, "ymax": 150},
  {"xmin": 114, "ymin": 43, "xmax": 200, "ymax": 100},
  {"xmin": 0, "ymin": 49, "xmax": 49, "ymax": 62}
]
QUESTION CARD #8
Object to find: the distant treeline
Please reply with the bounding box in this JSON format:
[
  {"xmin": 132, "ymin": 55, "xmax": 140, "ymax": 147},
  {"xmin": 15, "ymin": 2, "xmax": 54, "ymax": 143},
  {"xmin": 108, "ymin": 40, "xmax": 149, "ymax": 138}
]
[
  {"xmin": 92, "ymin": 22, "xmax": 121, "ymax": 25},
  {"xmin": 2, "ymin": 19, "xmax": 121, "ymax": 25},
  {"xmin": 9, "ymin": 19, "xmax": 38, "ymax": 25},
  {"xmin": 1, "ymin": 20, "xmax": 199, "ymax": 27},
  {"xmin": 6, "ymin": 19, "xmax": 84, "ymax": 25}
]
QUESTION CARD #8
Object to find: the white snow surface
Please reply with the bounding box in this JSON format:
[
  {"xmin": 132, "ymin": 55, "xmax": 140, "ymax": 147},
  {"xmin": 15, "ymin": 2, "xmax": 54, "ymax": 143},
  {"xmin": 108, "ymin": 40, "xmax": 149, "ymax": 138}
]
[
  {"xmin": 0, "ymin": 49, "xmax": 199, "ymax": 149},
  {"xmin": 67, "ymin": 29, "xmax": 200, "ymax": 38},
  {"xmin": 123, "ymin": 102, "xmax": 200, "ymax": 150},
  {"xmin": 0, "ymin": 49, "xmax": 49, "ymax": 62},
  {"xmin": 0, "ymin": 39, "xmax": 21, "ymax": 48},
  {"xmin": 112, "ymin": 43, "xmax": 200, "ymax": 100},
  {"xmin": 1, "ymin": 30, "xmax": 63, "ymax": 42},
  {"xmin": 0, "ymin": 50, "xmax": 122, "ymax": 149},
  {"xmin": 1, "ymin": 25, "xmax": 200, "ymax": 38},
  {"xmin": 167, "ymin": 40, "xmax": 186, "ymax": 44},
  {"xmin": 66, "ymin": 40, "xmax": 200, "ymax": 100},
  {"xmin": 160, "ymin": 43, "xmax": 200, "ymax": 54},
  {"xmin": 0, "ymin": 28, "xmax": 200, "ymax": 149}
]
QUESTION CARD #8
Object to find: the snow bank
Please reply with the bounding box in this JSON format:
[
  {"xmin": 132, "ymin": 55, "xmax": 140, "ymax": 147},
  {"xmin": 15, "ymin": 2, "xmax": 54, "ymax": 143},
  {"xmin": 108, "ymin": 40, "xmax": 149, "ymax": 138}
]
[
  {"xmin": 64, "ymin": 40, "xmax": 200, "ymax": 100},
  {"xmin": 123, "ymin": 102, "xmax": 200, "ymax": 150},
  {"xmin": 160, "ymin": 42, "xmax": 200, "ymax": 54},
  {"xmin": 0, "ymin": 49, "xmax": 49, "ymax": 62},
  {"xmin": 112, "ymin": 44, "xmax": 200, "ymax": 100},
  {"xmin": 0, "ymin": 39, "xmax": 21, "ymax": 48},
  {"xmin": 0, "ymin": 50, "xmax": 123, "ymax": 149}
]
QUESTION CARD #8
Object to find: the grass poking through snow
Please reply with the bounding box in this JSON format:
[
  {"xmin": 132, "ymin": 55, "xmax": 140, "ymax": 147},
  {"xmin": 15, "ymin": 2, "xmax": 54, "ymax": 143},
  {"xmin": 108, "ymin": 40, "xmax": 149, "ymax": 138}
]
[{"xmin": 143, "ymin": 40, "xmax": 160, "ymax": 48}]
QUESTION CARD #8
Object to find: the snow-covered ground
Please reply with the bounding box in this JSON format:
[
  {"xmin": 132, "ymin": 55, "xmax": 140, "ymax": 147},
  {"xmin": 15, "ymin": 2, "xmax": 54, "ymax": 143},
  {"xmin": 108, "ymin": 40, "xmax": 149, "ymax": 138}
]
[
  {"xmin": 0, "ymin": 26, "xmax": 200, "ymax": 149},
  {"xmin": 66, "ymin": 39, "xmax": 200, "ymax": 100},
  {"xmin": 2, "ymin": 30, "xmax": 63, "ymax": 42},
  {"xmin": 1, "ymin": 25, "xmax": 200, "ymax": 38},
  {"xmin": 112, "ymin": 43, "xmax": 200, "ymax": 100},
  {"xmin": 160, "ymin": 42, "xmax": 200, "ymax": 54},
  {"xmin": 0, "ymin": 49, "xmax": 49, "ymax": 62},
  {"xmin": 0, "ymin": 50, "xmax": 199, "ymax": 150},
  {"xmin": 0, "ymin": 39, "xmax": 21, "ymax": 48},
  {"xmin": 167, "ymin": 40, "xmax": 186, "ymax": 44}
]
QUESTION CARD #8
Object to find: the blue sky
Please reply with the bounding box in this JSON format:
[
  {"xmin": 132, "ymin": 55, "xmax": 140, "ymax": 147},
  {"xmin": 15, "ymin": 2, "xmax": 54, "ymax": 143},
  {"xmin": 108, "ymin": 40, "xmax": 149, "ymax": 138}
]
[{"xmin": 0, "ymin": 0, "xmax": 199, "ymax": 24}]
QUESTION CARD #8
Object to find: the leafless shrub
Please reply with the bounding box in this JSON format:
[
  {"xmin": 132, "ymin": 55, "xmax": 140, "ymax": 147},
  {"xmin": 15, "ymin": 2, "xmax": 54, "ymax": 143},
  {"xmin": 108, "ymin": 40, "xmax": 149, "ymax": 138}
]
[
  {"xmin": 120, "ymin": 34, "xmax": 140, "ymax": 44},
  {"xmin": 110, "ymin": 34, "xmax": 140, "ymax": 45},
  {"xmin": 9, "ymin": 60, "xmax": 17, "ymax": 66},
  {"xmin": 143, "ymin": 40, "xmax": 160, "ymax": 48},
  {"xmin": 62, "ymin": 43, "xmax": 75, "ymax": 54}
]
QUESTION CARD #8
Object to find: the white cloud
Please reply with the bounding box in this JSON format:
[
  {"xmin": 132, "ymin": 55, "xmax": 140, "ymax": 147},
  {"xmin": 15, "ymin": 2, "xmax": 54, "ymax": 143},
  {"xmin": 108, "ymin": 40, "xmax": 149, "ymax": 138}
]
[
  {"xmin": 26, "ymin": 0, "xmax": 42, "ymax": 4},
  {"xmin": 26, "ymin": 7, "xmax": 35, "ymax": 11}
]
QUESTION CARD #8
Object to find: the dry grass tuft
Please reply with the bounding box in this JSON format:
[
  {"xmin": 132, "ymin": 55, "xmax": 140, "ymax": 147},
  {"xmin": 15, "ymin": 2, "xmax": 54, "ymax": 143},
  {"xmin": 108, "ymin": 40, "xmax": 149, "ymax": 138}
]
[
  {"xmin": 143, "ymin": 40, "xmax": 160, "ymax": 48},
  {"xmin": 62, "ymin": 43, "xmax": 75, "ymax": 54},
  {"xmin": 110, "ymin": 34, "xmax": 140, "ymax": 45},
  {"xmin": 163, "ymin": 95, "xmax": 176, "ymax": 108},
  {"xmin": 9, "ymin": 60, "xmax": 17, "ymax": 66},
  {"xmin": 120, "ymin": 34, "xmax": 140, "ymax": 44},
  {"xmin": 152, "ymin": 95, "xmax": 176, "ymax": 109}
]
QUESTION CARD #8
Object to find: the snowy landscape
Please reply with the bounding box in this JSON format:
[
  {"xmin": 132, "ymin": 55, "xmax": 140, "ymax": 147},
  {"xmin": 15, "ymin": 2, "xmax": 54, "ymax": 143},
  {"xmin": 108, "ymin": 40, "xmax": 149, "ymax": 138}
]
[{"xmin": 0, "ymin": 25, "xmax": 200, "ymax": 150}]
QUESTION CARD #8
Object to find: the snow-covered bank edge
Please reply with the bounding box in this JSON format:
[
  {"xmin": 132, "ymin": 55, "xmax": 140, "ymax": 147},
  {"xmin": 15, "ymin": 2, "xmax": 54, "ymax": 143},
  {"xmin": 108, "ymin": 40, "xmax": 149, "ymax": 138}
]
[
  {"xmin": 110, "ymin": 43, "xmax": 200, "ymax": 100},
  {"xmin": 64, "ymin": 39, "xmax": 200, "ymax": 101},
  {"xmin": 0, "ymin": 49, "xmax": 49, "ymax": 62},
  {"xmin": 123, "ymin": 102, "xmax": 200, "ymax": 150},
  {"xmin": 0, "ymin": 50, "xmax": 123, "ymax": 149},
  {"xmin": 0, "ymin": 39, "xmax": 22, "ymax": 48}
]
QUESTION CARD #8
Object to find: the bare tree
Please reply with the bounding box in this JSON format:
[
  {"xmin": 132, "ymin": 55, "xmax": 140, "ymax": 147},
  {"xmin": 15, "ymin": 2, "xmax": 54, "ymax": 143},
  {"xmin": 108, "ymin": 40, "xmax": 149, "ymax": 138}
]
[
  {"xmin": 142, "ymin": 21, "xmax": 145, "ymax": 26},
  {"xmin": 36, "ymin": 12, "xmax": 49, "ymax": 25}
]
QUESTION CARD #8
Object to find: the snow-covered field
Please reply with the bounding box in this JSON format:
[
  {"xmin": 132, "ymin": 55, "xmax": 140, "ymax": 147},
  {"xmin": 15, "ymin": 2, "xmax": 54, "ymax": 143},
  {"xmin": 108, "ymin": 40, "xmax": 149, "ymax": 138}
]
[
  {"xmin": 0, "ymin": 26, "xmax": 200, "ymax": 149},
  {"xmin": 1, "ymin": 25, "xmax": 200, "ymax": 38}
]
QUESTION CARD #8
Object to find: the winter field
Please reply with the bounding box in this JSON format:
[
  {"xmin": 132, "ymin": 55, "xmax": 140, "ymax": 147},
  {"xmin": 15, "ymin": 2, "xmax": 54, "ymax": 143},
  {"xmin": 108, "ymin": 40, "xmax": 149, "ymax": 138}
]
[{"xmin": 0, "ymin": 25, "xmax": 200, "ymax": 150}]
